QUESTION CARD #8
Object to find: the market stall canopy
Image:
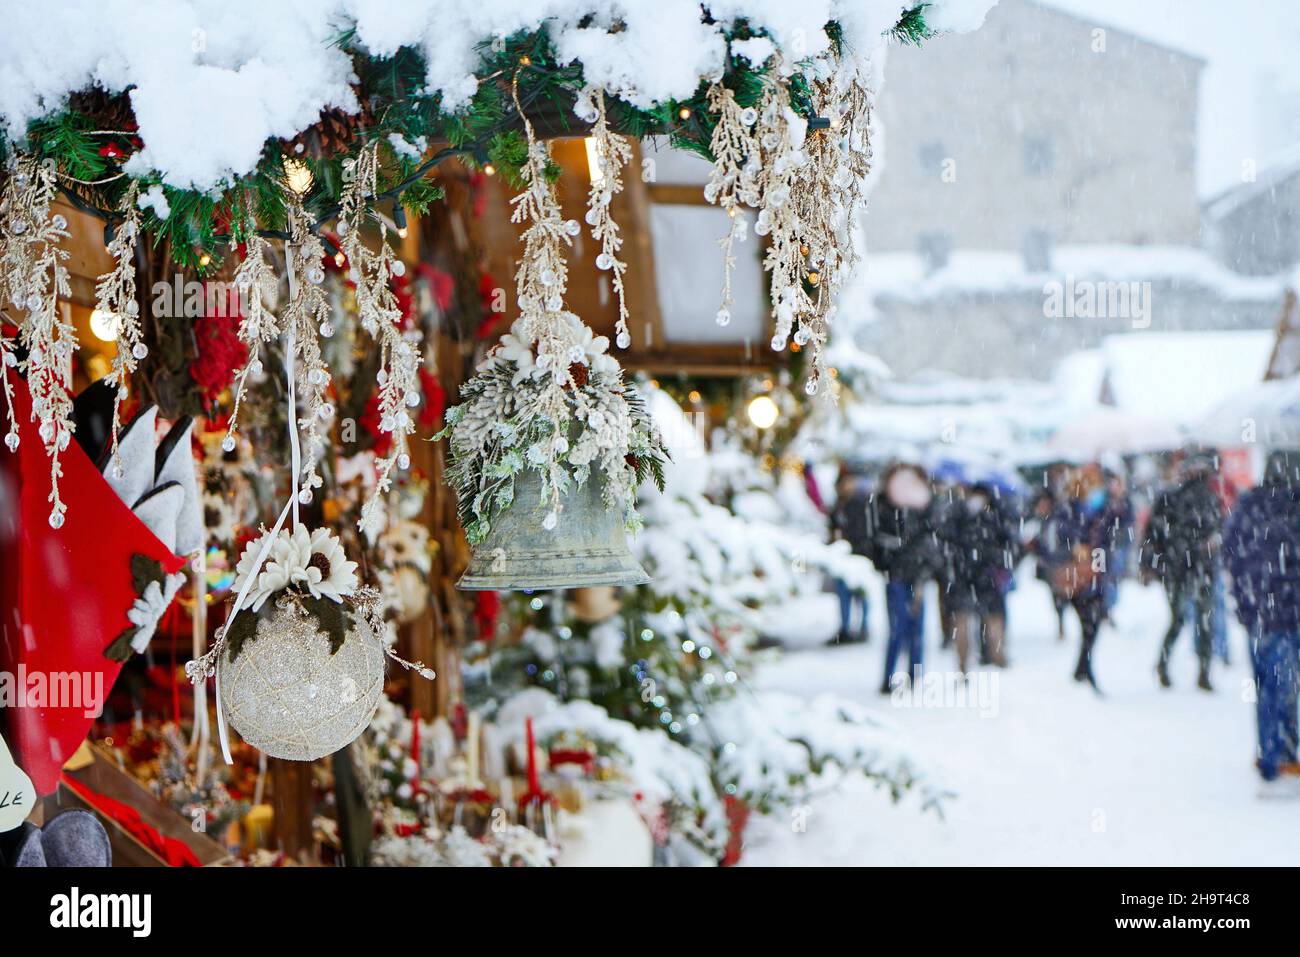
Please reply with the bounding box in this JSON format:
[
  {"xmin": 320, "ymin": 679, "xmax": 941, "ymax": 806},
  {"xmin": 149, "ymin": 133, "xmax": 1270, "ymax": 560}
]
[{"xmin": 1047, "ymin": 407, "xmax": 1183, "ymax": 458}]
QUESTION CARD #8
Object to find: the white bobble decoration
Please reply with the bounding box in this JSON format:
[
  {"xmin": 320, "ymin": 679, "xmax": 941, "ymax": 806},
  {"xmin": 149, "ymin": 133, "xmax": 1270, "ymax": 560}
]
[
  {"xmin": 405, "ymin": 391, "xmax": 420, "ymax": 408},
  {"xmin": 132, "ymin": 342, "xmax": 148, "ymax": 360},
  {"xmin": 539, "ymin": 268, "xmax": 556, "ymax": 287},
  {"xmin": 4, "ymin": 432, "xmax": 18, "ymax": 451},
  {"xmin": 715, "ymin": 308, "xmax": 731, "ymax": 327},
  {"xmin": 380, "ymin": 415, "xmax": 395, "ymax": 433},
  {"xmin": 391, "ymin": 260, "xmax": 406, "ymax": 277},
  {"xmin": 543, "ymin": 510, "xmax": 558, "ymax": 531},
  {"xmin": 805, "ymin": 378, "xmax": 819, "ymax": 396},
  {"xmin": 793, "ymin": 328, "xmax": 809, "ymax": 346},
  {"xmin": 125, "ymin": 299, "xmax": 140, "ymax": 316},
  {"xmin": 397, "ymin": 453, "xmax": 411, "ymax": 470},
  {"xmin": 3, "ymin": 352, "xmax": 15, "ymax": 367},
  {"xmin": 596, "ymin": 253, "xmax": 613, "ymax": 270},
  {"xmin": 298, "ymin": 488, "xmax": 314, "ymax": 505},
  {"xmin": 565, "ymin": 219, "xmax": 581, "ymax": 236},
  {"xmin": 51, "ymin": 214, "xmax": 67, "ymax": 230},
  {"xmin": 48, "ymin": 510, "xmax": 65, "ymax": 530},
  {"xmin": 38, "ymin": 421, "xmax": 54, "ymax": 443},
  {"xmin": 770, "ymin": 335, "xmax": 787, "ymax": 352},
  {"xmin": 250, "ymin": 358, "xmax": 263, "ymax": 375},
  {"xmin": 320, "ymin": 322, "xmax": 334, "ymax": 338},
  {"xmin": 616, "ymin": 331, "xmax": 631, "ymax": 349},
  {"xmin": 222, "ymin": 435, "xmax": 236, "ymax": 453}
]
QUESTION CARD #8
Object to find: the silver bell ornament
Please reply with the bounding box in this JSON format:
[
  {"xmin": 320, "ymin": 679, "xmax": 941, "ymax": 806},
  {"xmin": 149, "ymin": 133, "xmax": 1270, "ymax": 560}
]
[
  {"xmin": 457, "ymin": 469, "xmax": 650, "ymax": 591},
  {"xmin": 219, "ymin": 600, "xmax": 385, "ymax": 761}
]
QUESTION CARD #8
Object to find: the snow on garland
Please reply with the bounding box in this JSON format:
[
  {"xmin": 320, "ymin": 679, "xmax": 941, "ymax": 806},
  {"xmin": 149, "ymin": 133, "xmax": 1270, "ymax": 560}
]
[{"xmin": 0, "ymin": 0, "xmax": 994, "ymax": 528}]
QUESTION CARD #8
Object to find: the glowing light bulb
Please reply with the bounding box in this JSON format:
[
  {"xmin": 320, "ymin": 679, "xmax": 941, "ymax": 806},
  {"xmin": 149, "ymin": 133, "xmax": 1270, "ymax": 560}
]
[
  {"xmin": 747, "ymin": 395, "xmax": 779, "ymax": 430},
  {"xmin": 89, "ymin": 308, "xmax": 119, "ymax": 342},
  {"xmin": 283, "ymin": 157, "xmax": 314, "ymax": 195}
]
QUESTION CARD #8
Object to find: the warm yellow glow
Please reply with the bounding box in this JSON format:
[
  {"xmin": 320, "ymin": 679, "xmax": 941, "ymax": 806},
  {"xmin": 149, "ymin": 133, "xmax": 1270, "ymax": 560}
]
[
  {"xmin": 334, "ymin": 251, "xmax": 346, "ymax": 267},
  {"xmin": 198, "ymin": 253, "xmax": 211, "ymax": 268},
  {"xmin": 89, "ymin": 308, "xmax": 119, "ymax": 342},
  {"xmin": 688, "ymin": 390, "xmax": 702, "ymax": 404},
  {"xmin": 747, "ymin": 395, "xmax": 779, "ymax": 430},
  {"xmin": 483, "ymin": 163, "xmax": 497, "ymax": 177},
  {"xmin": 584, "ymin": 136, "xmax": 604, "ymax": 188},
  {"xmin": 678, "ymin": 106, "xmax": 692, "ymax": 121},
  {"xmin": 397, "ymin": 226, "xmax": 409, "ymax": 239},
  {"xmin": 284, "ymin": 156, "xmax": 314, "ymax": 195}
]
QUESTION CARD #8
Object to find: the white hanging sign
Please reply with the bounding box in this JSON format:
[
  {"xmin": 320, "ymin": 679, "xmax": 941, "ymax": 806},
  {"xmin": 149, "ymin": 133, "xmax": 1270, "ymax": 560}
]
[{"xmin": 0, "ymin": 732, "xmax": 35, "ymax": 832}]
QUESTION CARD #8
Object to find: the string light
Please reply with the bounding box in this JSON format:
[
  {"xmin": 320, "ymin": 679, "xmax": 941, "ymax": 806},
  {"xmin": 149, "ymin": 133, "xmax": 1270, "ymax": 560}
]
[
  {"xmin": 483, "ymin": 163, "xmax": 497, "ymax": 177},
  {"xmin": 678, "ymin": 106, "xmax": 692, "ymax": 121},
  {"xmin": 89, "ymin": 308, "xmax": 119, "ymax": 342},
  {"xmin": 198, "ymin": 252, "xmax": 211, "ymax": 268},
  {"xmin": 747, "ymin": 395, "xmax": 779, "ymax": 430},
  {"xmin": 518, "ymin": 54, "xmax": 532, "ymax": 66},
  {"xmin": 283, "ymin": 156, "xmax": 314, "ymax": 195}
]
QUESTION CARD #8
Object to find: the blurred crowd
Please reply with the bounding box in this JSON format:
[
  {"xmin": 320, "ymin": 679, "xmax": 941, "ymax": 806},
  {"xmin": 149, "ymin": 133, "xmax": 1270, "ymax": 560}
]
[{"xmin": 826, "ymin": 448, "xmax": 1300, "ymax": 798}]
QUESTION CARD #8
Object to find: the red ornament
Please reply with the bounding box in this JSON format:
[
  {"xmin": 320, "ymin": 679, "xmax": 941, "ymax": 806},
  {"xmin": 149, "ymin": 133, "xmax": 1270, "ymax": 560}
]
[{"xmin": 0, "ymin": 378, "xmax": 186, "ymax": 795}]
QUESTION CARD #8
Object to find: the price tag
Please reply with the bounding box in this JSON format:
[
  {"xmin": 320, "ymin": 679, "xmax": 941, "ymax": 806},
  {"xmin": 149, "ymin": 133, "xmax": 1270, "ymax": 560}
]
[{"xmin": 0, "ymin": 733, "xmax": 35, "ymax": 832}]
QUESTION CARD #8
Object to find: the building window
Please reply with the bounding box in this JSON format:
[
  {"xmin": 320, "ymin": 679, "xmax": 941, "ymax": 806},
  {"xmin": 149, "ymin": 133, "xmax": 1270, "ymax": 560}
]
[
  {"xmin": 1023, "ymin": 135, "xmax": 1054, "ymax": 175},
  {"xmin": 918, "ymin": 139, "xmax": 947, "ymax": 176},
  {"xmin": 1022, "ymin": 229, "xmax": 1053, "ymax": 273},
  {"xmin": 919, "ymin": 231, "xmax": 953, "ymax": 273}
]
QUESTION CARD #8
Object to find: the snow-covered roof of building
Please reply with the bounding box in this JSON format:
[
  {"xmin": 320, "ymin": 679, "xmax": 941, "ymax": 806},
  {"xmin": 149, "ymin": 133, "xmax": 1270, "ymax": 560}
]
[
  {"xmin": 1053, "ymin": 330, "xmax": 1275, "ymax": 424},
  {"xmin": 1204, "ymin": 142, "xmax": 1300, "ymax": 222},
  {"xmin": 859, "ymin": 245, "xmax": 1285, "ymax": 304}
]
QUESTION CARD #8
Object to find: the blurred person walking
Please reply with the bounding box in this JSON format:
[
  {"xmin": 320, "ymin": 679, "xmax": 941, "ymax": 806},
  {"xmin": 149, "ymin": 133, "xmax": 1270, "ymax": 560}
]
[
  {"xmin": 828, "ymin": 467, "xmax": 871, "ymax": 645},
  {"xmin": 863, "ymin": 462, "xmax": 942, "ymax": 694},
  {"xmin": 1223, "ymin": 449, "xmax": 1300, "ymax": 799},
  {"xmin": 1140, "ymin": 453, "xmax": 1223, "ymax": 691},
  {"xmin": 940, "ymin": 482, "xmax": 1020, "ymax": 671},
  {"xmin": 1041, "ymin": 467, "xmax": 1117, "ymax": 692}
]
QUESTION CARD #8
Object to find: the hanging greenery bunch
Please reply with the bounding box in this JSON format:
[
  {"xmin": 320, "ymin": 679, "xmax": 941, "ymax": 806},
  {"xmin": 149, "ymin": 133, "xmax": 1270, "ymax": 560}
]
[{"xmin": 437, "ymin": 313, "xmax": 669, "ymax": 545}]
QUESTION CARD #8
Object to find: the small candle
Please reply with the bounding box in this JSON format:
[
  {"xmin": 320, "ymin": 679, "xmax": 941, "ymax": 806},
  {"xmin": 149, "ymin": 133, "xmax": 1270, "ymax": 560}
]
[
  {"xmin": 466, "ymin": 711, "xmax": 480, "ymax": 786},
  {"xmin": 525, "ymin": 717, "xmax": 539, "ymax": 795}
]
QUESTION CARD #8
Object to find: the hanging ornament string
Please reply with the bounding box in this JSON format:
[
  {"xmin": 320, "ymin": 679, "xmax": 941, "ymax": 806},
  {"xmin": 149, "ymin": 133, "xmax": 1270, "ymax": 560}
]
[
  {"xmin": 0, "ymin": 154, "xmax": 74, "ymax": 527},
  {"xmin": 94, "ymin": 182, "xmax": 144, "ymax": 476},
  {"xmin": 579, "ymin": 87, "xmax": 633, "ymax": 350}
]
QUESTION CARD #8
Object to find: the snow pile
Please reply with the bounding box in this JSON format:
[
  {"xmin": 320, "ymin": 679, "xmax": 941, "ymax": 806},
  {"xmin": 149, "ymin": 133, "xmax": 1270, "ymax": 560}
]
[
  {"xmin": 494, "ymin": 688, "xmax": 729, "ymax": 851},
  {"xmin": 0, "ymin": 0, "xmax": 995, "ymax": 189},
  {"xmin": 707, "ymin": 689, "xmax": 937, "ymax": 810}
]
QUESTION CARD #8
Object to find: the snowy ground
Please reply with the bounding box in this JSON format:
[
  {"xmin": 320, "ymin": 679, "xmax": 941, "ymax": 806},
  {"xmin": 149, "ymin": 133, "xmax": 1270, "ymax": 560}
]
[{"xmin": 741, "ymin": 573, "xmax": 1300, "ymax": 866}]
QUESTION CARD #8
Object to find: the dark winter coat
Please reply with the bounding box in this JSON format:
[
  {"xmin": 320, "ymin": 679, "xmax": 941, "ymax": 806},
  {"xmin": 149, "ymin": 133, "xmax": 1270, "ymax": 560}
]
[
  {"xmin": 863, "ymin": 490, "xmax": 943, "ymax": 586},
  {"xmin": 1223, "ymin": 480, "xmax": 1300, "ymax": 635},
  {"xmin": 1039, "ymin": 498, "xmax": 1119, "ymax": 595},
  {"xmin": 1140, "ymin": 475, "xmax": 1222, "ymax": 581},
  {"xmin": 830, "ymin": 489, "xmax": 872, "ymax": 557},
  {"xmin": 939, "ymin": 495, "xmax": 1021, "ymax": 613}
]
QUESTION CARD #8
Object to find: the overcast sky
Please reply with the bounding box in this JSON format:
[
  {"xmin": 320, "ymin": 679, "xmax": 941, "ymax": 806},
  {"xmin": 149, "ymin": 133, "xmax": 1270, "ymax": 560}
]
[{"xmin": 1042, "ymin": 0, "xmax": 1300, "ymax": 197}]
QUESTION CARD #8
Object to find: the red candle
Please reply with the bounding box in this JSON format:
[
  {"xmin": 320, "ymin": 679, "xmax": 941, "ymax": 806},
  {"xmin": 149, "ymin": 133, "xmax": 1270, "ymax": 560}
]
[
  {"xmin": 410, "ymin": 709, "xmax": 421, "ymax": 780},
  {"xmin": 525, "ymin": 716, "xmax": 539, "ymax": 794}
]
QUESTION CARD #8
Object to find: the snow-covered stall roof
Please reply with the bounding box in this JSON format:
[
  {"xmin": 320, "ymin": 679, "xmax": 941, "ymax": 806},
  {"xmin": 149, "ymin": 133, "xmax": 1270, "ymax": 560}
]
[{"xmin": 1054, "ymin": 330, "xmax": 1274, "ymax": 424}]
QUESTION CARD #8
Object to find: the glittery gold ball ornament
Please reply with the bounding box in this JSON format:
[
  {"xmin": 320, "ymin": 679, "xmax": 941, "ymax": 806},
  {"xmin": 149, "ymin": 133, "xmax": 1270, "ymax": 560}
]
[{"xmin": 219, "ymin": 601, "xmax": 385, "ymax": 761}]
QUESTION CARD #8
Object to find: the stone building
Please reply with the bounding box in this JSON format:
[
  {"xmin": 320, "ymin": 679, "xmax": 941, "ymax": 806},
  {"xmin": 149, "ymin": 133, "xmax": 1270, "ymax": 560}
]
[{"xmin": 847, "ymin": 0, "xmax": 1285, "ymax": 381}]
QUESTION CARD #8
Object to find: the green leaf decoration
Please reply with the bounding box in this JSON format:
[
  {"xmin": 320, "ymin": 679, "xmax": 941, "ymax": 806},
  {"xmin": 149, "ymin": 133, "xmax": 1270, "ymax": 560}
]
[
  {"xmin": 104, "ymin": 628, "xmax": 137, "ymax": 663},
  {"xmin": 224, "ymin": 609, "xmax": 261, "ymax": 663},
  {"xmin": 302, "ymin": 597, "xmax": 354, "ymax": 656},
  {"xmin": 129, "ymin": 553, "xmax": 167, "ymax": 596}
]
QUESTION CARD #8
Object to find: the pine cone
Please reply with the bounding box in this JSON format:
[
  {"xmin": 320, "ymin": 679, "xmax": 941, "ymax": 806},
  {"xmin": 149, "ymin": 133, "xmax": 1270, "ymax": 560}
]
[
  {"xmin": 285, "ymin": 86, "xmax": 375, "ymax": 161},
  {"xmin": 567, "ymin": 362, "xmax": 589, "ymax": 389},
  {"xmin": 68, "ymin": 89, "xmax": 137, "ymax": 132}
]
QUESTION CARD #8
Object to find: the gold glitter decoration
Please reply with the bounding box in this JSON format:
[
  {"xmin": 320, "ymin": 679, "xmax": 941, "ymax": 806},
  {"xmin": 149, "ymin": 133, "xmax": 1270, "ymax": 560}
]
[{"xmin": 219, "ymin": 600, "xmax": 385, "ymax": 762}]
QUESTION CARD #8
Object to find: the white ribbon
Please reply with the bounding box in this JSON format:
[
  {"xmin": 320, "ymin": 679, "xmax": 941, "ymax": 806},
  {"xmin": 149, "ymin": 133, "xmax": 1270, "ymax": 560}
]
[{"xmin": 212, "ymin": 242, "xmax": 307, "ymax": 764}]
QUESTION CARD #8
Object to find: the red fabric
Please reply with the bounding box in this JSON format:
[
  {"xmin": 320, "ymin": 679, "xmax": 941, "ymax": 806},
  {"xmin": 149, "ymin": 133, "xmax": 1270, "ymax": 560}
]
[
  {"xmin": 60, "ymin": 773, "xmax": 201, "ymax": 867},
  {"xmin": 418, "ymin": 368, "xmax": 446, "ymax": 430},
  {"xmin": 0, "ymin": 378, "xmax": 186, "ymax": 795}
]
